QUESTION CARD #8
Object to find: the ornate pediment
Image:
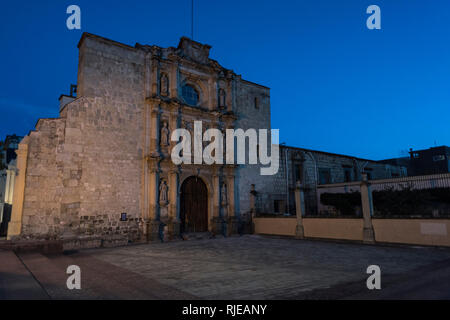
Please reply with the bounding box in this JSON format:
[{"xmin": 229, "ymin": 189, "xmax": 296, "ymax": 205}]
[{"xmin": 177, "ymin": 37, "xmax": 211, "ymax": 64}]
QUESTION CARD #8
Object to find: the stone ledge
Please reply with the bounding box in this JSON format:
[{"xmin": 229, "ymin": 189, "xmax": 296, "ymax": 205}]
[{"xmin": 0, "ymin": 239, "xmax": 63, "ymax": 254}]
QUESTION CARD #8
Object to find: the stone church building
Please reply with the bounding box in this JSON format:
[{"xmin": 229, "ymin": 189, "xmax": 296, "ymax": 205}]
[
  {"xmin": 7, "ymin": 33, "xmax": 405, "ymax": 246},
  {"xmin": 7, "ymin": 33, "xmax": 274, "ymax": 244}
]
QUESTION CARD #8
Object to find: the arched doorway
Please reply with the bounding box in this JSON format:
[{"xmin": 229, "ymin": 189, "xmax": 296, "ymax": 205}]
[{"xmin": 180, "ymin": 176, "xmax": 208, "ymax": 233}]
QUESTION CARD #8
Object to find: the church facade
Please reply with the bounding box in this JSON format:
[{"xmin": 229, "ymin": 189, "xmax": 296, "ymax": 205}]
[{"xmin": 7, "ymin": 33, "xmax": 274, "ymax": 244}]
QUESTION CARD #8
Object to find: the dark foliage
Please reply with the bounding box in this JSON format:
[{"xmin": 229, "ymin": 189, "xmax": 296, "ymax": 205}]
[
  {"xmin": 320, "ymin": 187, "xmax": 450, "ymax": 217},
  {"xmin": 372, "ymin": 186, "xmax": 450, "ymax": 217},
  {"xmin": 320, "ymin": 192, "xmax": 361, "ymax": 216}
]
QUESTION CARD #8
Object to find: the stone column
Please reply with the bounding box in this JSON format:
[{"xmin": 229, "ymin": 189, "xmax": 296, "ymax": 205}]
[
  {"xmin": 168, "ymin": 108, "xmax": 179, "ymax": 156},
  {"xmin": 360, "ymin": 173, "xmax": 375, "ymax": 243},
  {"xmin": 226, "ymin": 174, "xmax": 235, "ymax": 217},
  {"xmin": 226, "ymin": 79, "xmax": 233, "ymax": 113},
  {"xmin": 168, "ymin": 168, "xmax": 180, "ymax": 238},
  {"xmin": 147, "ymin": 163, "xmax": 160, "ymax": 241},
  {"xmin": 250, "ymin": 184, "xmax": 257, "ymax": 233},
  {"xmin": 210, "ymin": 77, "xmax": 217, "ymax": 110},
  {"xmin": 151, "ymin": 57, "xmax": 158, "ymax": 96},
  {"xmin": 5, "ymin": 166, "xmax": 16, "ymax": 205},
  {"xmin": 150, "ymin": 106, "xmax": 160, "ymax": 156},
  {"xmin": 211, "ymin": 173, "xmax": 220, "ymax": 234},
  {"xmin": 294, "ymin": 181, "xmax": 305, "ymax": 239},
  {"xmin": 7, "ymin": 141, "xmax": 29, "ymax": 240},
  {"xmin": 226, "ymin": 171, "xmax": 237, "ymax": 236},
  {"xmin": 141, "ymin": 102, "xmax": 152, "ymax": 240},
  {"xmin": 145, "ymin": 53, "xmax": 152, "ymax": 98},
  {"xmin": 207, "ymin": 78, "xmax": 214, "ymax": 110},
  {"xmin": 170, "ymin": 63, "xmax": 178, "ymax": 99}
]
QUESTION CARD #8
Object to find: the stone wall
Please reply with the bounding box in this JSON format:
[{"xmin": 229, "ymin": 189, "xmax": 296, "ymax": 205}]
[
  {"xmin": 16, "ymin": 35, "xmax": 146, "ymax": 243},
  {"xmin": 234, "ymin": 79, "xmax": 273, "ymax": 216}
]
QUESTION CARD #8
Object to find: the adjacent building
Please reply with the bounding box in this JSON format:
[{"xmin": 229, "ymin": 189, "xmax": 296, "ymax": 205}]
[
  {"xmin": 0, "ymin": 135, "xmax": 21, "ymax": 237},
  {"xmin": 381, "ymin": 146, "xmax": 450, "ymax": 176},
  {"xmin": 259, "ymin": 145, "xmax": 406, "ymax": 216}
]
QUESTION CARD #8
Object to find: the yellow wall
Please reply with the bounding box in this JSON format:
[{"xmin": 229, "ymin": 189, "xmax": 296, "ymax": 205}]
[
  {"xmin": 373, "ymin": 219, "xmax": 450, "ymax": 247},
  {"xmin": 253, "ymin": 217, "xmax": 450, "ymax": 247},
  {"xmin": 303, "ymin": 218, "xmax": 363, "ymax": 241},
  {"xmin": 253, "ymin": 217, "xmax": 297, "ymax": 236}
]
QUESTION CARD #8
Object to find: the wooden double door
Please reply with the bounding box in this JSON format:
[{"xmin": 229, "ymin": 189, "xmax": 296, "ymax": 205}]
[{"xmin": 180, "ymin": 176, "xmax": 208, "ymax": 233}]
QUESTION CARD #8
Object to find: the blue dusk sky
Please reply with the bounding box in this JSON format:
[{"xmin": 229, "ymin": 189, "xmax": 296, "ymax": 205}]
[{"xmin": 0, "ymin": 0, "xmax": 449, "ymax": 160}]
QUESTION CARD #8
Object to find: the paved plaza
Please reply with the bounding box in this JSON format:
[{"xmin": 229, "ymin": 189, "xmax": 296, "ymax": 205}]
[{"xmin": 1, "ymin": 235, "xmax": 450, "ymax": 299}]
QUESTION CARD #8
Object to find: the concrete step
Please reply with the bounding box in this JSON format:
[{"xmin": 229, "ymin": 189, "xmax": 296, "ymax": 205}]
[
  {"xmin": 0, "ymin": 240, "xmax": 63, "ymax": 254},
  {"xmin": 0, "ymin": 250, "xmax": 49, "ymax": 300},
  {"xmin": 182, "ymin": 232, "xmax": 215, "ymax": 240}
]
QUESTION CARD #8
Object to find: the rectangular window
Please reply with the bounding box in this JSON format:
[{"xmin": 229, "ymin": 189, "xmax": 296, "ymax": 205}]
[
  {"xmin": 318, "ymin": 168, "xmax": 332, "ymax": 185},
  {"xmin": 344, "ymin": 168, "xmax": 352, "ymax": 182},
  {"xmin": 274, "ymin": 200, "xmax": 285, "ymax": 214},
  {"xmin": 294, "ymin": 164, "xmax": 303, "ymax": 183}
]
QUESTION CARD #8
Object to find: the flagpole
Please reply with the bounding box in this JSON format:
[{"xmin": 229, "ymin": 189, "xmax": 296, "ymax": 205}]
[{"xmin": 191, "ymin": 0, "xmax": 194, "ymax": 40}]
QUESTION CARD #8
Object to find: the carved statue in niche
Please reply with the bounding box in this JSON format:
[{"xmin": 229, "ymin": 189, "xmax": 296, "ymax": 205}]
[
  {"xmin": 219, "ymin": 88, "xmax": 226, "ymax": 109},
  {"xmin": 159, "ymin": 179, "xmax": 168, "ymax": 204},
  {"xmin": 160, "ymin": 73, "xmax": 169, "ymax": 96},
  {"xmin": 160, "ymin": 121, "xmax": 170, "ymax": 146},
  {"xmin": 221, "ymin": 182, "xmax": 227, "ymax": 206}
]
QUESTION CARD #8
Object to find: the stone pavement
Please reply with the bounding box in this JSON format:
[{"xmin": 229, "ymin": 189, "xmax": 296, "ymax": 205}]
[
  {"xmin": 91, "ymin": 235, "xmax": 450, "ymax": 299},
  {"xmin": 1, "ymin": 235, "xmax": 450, "ymax": 299}
]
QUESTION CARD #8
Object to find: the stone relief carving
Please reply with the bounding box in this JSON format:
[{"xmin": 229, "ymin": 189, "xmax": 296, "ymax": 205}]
[{"xmin": 178, "ymin": 37, "xmax": 211, "ymax": 64}]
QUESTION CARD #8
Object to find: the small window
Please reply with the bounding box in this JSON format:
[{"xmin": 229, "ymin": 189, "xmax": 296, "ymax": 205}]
[
  {"xmin": 318, "ymin": 168, "xmax": 332, "ymax": 185},
  {"xmin": 182, "ymin": 84, "xmax": 199, "ymax": 106},
  {"xmin": 344, "ymin": 168, "xmax": 352, "ymax": 182},
  {"xmin": 294, "ymin": 164, "xmax": 303, "ymax": 183},
  {"xmin": 274, "ymin": 200, "xmax": 285, "ymax": 214},
  {"xmin": 254, "ymin": 97, "xmax": 259, "ymax": 109}
]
